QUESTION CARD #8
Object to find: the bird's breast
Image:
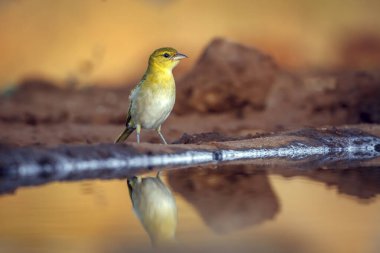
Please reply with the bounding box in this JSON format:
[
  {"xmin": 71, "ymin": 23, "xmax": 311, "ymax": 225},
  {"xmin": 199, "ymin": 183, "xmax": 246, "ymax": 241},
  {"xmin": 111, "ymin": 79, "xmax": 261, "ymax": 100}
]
[{"xmin": 131, "ymin": 80, "xmax": 176, "ymax": 129}]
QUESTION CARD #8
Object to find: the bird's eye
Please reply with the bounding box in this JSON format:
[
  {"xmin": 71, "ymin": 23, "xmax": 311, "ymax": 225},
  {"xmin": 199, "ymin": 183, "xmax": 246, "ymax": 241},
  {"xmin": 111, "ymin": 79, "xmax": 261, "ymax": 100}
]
[{"xmin": 163, "ymin": 53, "xmax": 170, "ymax": 58}]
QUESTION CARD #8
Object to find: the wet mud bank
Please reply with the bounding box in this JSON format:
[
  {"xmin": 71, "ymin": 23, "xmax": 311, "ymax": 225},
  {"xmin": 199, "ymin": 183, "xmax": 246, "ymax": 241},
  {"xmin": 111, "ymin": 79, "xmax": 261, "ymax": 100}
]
[{"xmin": 1, "ymin": 125, "xmax": 379, "ymax": 194}]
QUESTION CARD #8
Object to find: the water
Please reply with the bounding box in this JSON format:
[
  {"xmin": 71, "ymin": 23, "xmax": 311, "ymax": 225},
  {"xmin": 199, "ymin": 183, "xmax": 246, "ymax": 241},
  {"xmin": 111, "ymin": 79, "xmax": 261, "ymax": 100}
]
[
  {"xmin": 1, "ymin": 128, "xmax": 380, "ymax": 252},
  {"xmin": 0, "ymin": 165, "xmax": 379, "ymax": 253}
]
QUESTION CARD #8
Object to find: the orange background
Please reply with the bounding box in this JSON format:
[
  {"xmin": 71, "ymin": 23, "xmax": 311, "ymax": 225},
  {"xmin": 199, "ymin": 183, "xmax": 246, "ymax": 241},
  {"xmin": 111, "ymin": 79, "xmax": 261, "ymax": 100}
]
[{"xmin": 1, "ymin": 0, "xmax": 380, "ymax": 87}]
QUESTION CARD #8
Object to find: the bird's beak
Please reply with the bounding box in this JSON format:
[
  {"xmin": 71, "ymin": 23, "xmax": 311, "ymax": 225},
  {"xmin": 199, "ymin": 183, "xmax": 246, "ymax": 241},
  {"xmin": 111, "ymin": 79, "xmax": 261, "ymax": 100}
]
[{"xmin": 172, "ymin": 52, "xmax": 188, "ymax": 61}]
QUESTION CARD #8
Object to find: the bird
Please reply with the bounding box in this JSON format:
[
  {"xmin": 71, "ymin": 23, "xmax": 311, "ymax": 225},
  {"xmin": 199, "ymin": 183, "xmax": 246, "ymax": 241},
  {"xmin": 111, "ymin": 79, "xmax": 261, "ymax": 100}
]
[
  {"xmin": 115, "ymin": 47, "xmax": 188, "ymax": 144},
  {"xmin": 127, "ymin": 172, "xmax": 178, "ymax": 246}
]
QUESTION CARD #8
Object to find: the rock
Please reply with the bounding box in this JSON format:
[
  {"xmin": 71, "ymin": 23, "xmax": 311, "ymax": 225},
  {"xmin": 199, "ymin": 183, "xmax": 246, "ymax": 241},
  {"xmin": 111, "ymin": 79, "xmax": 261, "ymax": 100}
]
[
  {"xmin": 338, "ymin": 71, "xmax": 380, "ymax": 123},
  {"xmin": 175, "ymin": 37, "xmax": 380, "ymax": 127},
  {"xmin": 263, "ymin": 70, "xmax": 380, "ymax": 128},
  {"xmin": 175, "ymin": 38, "xmax": 280, "ymax": 114},
  {"xmin": 338, "ymin": 32, "xmax": 380, "ymax": 69},
  {"xmin": 17, "ymin": 77, "xmax": 61, "ymax": 92}
]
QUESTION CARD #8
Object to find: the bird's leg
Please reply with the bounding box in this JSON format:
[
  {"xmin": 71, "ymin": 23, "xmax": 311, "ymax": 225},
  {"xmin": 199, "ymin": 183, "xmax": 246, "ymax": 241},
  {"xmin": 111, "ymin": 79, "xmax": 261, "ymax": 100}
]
[
  {"xmin": 136, "ymin": 124, "xmax": 141, "ymax": 144},
  {"xmin": 156, "ymin": 125, "xmax": 168, "ymax": 177},
  {"xmin": 156, "ymin": 126, "xmax": 168, "ymax": 144}
]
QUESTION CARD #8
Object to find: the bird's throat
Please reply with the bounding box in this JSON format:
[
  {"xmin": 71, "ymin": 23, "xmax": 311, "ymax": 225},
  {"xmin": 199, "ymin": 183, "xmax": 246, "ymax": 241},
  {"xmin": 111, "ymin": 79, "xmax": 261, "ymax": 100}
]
[{"xmin": 145, "ymin": 64, "xmax": 175, "ymax": 88}]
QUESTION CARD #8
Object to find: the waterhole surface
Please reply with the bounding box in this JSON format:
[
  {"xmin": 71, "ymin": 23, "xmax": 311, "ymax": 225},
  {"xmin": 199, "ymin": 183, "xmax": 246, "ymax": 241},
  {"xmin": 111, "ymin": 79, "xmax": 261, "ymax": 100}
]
[
  {"xmin": 0, "ymin": 164, "xmax": 380, "ymax": 253},
  {"xmin": 1, "ymin": 128, "xmax": 380, "ymax": 253}
]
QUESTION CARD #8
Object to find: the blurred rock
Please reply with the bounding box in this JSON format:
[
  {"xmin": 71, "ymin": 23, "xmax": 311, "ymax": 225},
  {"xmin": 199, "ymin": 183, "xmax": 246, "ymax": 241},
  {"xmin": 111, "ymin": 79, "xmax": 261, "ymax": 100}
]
[
  {"xmin": 0, "ymin": 79, "xmax": 130, "ymax": 125},
  {"xmin": 18, "ymin": 77, "xmax": 60, "ymax": 92},
  {"xmin": 175, "ymin": 38, "xmax": 279, "ymax": 114},
  {"xmin": 175, "ymin": 37, "xmax": 380, "ymax": 127},
  {"xmin": 338, "ymin": 32, "xmax": 380, "ymax": 70},
  {"xmin": 263, "ymin": 70, "xmax": 380, "ymax": 127}
]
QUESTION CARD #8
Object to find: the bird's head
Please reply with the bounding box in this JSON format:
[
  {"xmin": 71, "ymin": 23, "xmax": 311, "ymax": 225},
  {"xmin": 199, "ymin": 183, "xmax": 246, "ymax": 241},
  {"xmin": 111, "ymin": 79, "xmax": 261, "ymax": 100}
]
[{"xmin": 148, "ymin": 47, "xmax": 188, "ymax": 71}]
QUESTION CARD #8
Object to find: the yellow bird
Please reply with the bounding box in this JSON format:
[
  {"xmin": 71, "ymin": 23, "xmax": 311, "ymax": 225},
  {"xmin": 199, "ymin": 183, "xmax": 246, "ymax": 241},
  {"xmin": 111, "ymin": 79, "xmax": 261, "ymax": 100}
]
[
  {"xmin": 115, "ymin": 48, "xmax": 188, "ymax": 144},
  {"xmin": 127, "ymin": 173, "xmax": 178, "ymax": 246}
]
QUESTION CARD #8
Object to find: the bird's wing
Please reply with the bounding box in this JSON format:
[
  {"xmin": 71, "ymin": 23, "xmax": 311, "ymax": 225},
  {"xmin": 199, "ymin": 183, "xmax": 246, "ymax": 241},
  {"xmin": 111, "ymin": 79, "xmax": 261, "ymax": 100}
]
[
  {"xmin": 124, "ymin": 106, "xmax": 133, "ymax": 127},
  {"xmin": 125, "ymin": 76, "xmax": 146, "ymax": 127}
]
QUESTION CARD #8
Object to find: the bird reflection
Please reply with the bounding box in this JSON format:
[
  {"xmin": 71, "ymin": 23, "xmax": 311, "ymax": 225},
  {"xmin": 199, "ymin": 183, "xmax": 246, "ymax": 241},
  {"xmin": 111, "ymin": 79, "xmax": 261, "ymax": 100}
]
[
  {"xmin": 127, "ymin": 172, "xmax": 178, "ymax": 247},
  {"xmin": 167, "ymin": 165, "xmax": 280, "ymax": 234}
]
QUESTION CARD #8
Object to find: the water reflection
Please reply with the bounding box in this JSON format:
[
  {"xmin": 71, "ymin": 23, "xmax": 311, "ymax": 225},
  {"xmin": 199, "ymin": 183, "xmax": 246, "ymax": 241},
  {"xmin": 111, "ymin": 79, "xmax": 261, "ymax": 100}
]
[
  {"xmin": 127, "ymin": 172, "xmax": 178, "ymax": 247},
  {"xmin": 0, "ymin": 165, "xmax": 379, "ymax": 253},
  {"xmin": 274, "ymin": 166, "xmax": 380, "ymax": 200},
  {"xmin": 167, "ymin": 165, "xmax": 280, "ymax": 234},
  {"xmin": 167, "ymin": 164, "xmax": 380, "ymax": 235}
]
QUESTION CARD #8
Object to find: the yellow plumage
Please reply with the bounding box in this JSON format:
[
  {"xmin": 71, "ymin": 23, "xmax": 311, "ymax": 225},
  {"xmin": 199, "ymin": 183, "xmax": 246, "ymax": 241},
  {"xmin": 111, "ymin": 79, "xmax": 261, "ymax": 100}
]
[{"xmin": 115, "ymin": 47, "xmax": 187, "ymax": 144}]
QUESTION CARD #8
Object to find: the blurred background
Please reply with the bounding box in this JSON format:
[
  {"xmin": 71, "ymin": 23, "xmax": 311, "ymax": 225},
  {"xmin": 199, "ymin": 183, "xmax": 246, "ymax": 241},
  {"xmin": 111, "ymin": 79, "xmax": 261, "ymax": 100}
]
[
  {"xmin": 1, "ymin": 1, "xmax": 380, "ymax": 253},
  {"xmin": 1, "ymin": 0, "xmax": 380, "ymax": 87}
]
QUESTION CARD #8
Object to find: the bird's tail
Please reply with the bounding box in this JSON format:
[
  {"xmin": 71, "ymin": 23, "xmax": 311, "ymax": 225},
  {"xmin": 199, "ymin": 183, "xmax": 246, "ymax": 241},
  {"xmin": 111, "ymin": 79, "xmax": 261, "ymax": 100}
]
[{"xmin": 115, "ymin": 127, "xmax": 135, "ymax": 143}]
